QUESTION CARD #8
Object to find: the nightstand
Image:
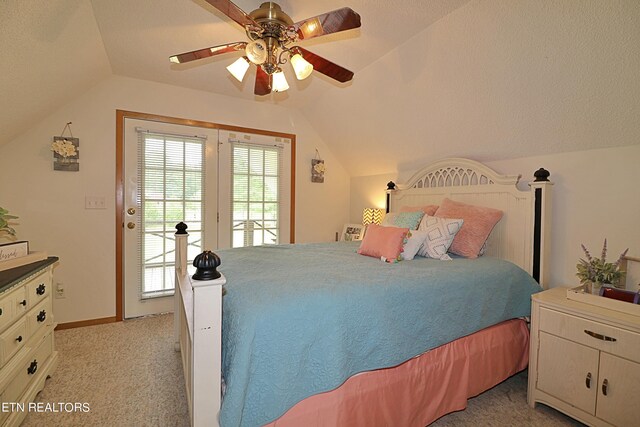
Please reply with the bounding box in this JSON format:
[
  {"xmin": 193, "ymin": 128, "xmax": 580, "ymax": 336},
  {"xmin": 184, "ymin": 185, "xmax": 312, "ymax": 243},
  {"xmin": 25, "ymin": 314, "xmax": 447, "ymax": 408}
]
[{"xmin": 528, "ymin": 287, "xmax": 640, "ymax": 427}]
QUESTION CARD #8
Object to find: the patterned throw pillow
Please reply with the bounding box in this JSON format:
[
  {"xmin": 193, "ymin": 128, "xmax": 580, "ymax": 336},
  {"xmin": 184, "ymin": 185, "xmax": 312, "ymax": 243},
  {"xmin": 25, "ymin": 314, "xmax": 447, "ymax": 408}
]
[
  {"xmin": 416, "ymin": 215, "xmax": 464, "ymax": 260},
  {"xmin": 392, "ymin": 211, "xmax": 424, "ymax": 230},
  {"xmin": 401, "ymin": 229, "xmax": 429, "ymax": 261}
]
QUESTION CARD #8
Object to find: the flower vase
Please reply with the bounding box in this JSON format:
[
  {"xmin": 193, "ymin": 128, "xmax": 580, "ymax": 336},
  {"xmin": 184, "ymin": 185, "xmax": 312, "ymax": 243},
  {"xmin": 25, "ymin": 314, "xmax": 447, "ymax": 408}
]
[{"xmin": 585, "ymin": 281, "xmax": 602, "ymax": 295}]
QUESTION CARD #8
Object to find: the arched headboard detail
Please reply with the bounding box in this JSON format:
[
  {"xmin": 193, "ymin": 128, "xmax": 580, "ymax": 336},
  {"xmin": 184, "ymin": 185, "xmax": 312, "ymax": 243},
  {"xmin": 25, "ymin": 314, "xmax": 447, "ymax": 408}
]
[
  {"xmin": 388, "ymin": 158, "xmax": 553, "ymax": 288},
  {"xmin": 399, "ymin": 158, "xmax": 521, "ymax": 190}
]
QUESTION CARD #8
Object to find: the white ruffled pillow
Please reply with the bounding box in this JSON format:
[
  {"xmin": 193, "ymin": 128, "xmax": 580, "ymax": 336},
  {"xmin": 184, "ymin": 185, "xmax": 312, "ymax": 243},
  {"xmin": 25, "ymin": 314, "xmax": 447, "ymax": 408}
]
[{"xmin": 416, "ymin": 215, "xmax": 464, "ymax": 260}]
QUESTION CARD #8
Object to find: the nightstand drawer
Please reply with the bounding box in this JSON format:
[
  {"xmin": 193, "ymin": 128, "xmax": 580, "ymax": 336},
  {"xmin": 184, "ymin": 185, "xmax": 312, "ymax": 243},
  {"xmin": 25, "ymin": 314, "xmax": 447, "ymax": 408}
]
[{"xmin": 539, "ymin": 307, "xmax": 640, "ymax": 362}]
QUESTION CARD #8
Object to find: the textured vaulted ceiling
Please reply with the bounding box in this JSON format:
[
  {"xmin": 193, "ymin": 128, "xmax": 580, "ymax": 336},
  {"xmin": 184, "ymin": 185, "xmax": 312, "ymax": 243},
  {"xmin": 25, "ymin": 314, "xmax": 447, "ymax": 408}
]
[
  {"xmin": 89, "ymin": 0, "xmax": 472, "ymax": 104},
  {"xmin": 2, "ymin": 0, "xmax": 638, "ymax": 175},
  {"xmin": 0, "ymin": 0, "xmax": 471, "ymax": 147}
]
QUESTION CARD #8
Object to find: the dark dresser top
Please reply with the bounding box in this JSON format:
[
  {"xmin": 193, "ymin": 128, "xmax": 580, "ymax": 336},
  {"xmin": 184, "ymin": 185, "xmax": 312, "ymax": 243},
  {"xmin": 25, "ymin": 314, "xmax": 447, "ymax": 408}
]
[{"xmin": 0, "ymin": 257, "xmax": 59, "ymax": 294}]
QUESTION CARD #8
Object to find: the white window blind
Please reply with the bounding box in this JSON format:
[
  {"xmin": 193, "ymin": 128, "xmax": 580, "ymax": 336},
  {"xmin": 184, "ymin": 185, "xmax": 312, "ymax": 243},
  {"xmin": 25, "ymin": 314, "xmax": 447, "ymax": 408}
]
[
  {"xmin": 137, "ymin": 131, "xmax": 206, "ymax": 299},
  {"xmin": 230, "ymin": 141, "xmax": 284, "ymax": 248}
]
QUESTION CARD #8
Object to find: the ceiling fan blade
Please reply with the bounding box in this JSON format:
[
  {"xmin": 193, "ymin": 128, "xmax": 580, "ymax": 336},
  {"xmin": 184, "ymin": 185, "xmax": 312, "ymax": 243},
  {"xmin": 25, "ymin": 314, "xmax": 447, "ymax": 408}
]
[
  {"xmin": 297, "ymin": 47, "xmax": 354, "ymax": 83},
  {"xmin": 170, "ymin": 42, "xmax": 247, "ymax": 64},
  {"xmin": 203, "ymin": 0, "xmax": 258, "ymax": 28},
  {"xmin": 254, "ymin": 66, "xmax": 272, "ymax": 96},
  {"xmin": 292, "ymin": 7, "xmax": 361, "ymax": 41}
]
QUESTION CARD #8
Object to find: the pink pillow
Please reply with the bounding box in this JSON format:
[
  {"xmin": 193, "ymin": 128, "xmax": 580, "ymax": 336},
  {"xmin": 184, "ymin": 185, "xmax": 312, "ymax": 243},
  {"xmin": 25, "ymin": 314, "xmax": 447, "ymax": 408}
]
[
  {"xmin": 357, "ymin": 224, "xmax": 409, "ymax": 263},
  {"xmin": 434, "ymin": 198, "xmax": 503, "ymax": 258},
  {"xmin": 400, "ymin": 205, "xmax": 439, "ymax": 216}
]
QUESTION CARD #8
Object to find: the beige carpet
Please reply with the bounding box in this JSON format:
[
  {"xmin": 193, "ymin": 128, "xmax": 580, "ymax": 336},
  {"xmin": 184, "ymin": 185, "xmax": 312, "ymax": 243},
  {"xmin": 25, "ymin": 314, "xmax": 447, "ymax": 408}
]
[{"xmin": 23, "ymin": 314, "xmax": 583, "ymax": 426}]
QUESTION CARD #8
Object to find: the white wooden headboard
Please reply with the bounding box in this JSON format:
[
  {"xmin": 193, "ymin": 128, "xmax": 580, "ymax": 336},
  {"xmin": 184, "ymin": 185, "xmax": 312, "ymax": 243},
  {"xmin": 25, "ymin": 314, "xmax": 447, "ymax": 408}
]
[{"xmin": 388, "ymin": 158, "xmax": 552, "ymax": 288}]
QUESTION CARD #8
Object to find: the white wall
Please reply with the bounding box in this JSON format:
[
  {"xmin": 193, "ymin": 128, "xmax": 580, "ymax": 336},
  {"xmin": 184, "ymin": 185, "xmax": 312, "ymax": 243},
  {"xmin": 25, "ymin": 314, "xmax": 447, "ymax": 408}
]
[
  {"xmin": 0, "ymin": 75, "xmax": 350, "ymax": 323},
  {"xmin": 350, "ymin": 146, "xmax": 640, "ymax": 290}
]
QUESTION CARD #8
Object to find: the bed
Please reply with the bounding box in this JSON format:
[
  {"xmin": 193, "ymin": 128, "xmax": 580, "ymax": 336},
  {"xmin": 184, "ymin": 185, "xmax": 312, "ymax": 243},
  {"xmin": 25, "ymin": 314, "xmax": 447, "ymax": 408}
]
[{"xmin": 173, "ymin": 158, "xmax": 553, "ymax": 427}]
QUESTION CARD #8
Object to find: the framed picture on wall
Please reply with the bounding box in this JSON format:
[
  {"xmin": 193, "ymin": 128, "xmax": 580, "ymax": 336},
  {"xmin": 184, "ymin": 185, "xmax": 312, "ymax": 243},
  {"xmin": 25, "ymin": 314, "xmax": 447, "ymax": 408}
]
[{"xmin": 340, "ymin": 223, "xmax": 364, "ymax": 241}]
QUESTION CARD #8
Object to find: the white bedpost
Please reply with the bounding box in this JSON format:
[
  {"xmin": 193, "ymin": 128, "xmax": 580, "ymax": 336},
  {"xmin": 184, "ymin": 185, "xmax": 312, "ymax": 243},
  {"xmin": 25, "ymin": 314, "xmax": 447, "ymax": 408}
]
[
  {"xmin": 175, "ymin": 222, "xmax": 188, "ymax": 352},
  {"xmin": 174, "ymin": 222, "xmax": 226, "ymax": 427},
  {"xmin": 529, "ymin": 168, "xmax": 553, "ymax": 289}
]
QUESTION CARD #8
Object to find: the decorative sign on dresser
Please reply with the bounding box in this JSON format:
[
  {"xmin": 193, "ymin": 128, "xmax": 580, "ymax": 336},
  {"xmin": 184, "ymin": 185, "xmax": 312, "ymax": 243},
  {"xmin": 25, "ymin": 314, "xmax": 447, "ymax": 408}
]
[
  {"xmin": 528, "ymin": 287, "xmax": 640, "ymax": 427},
  {"xmin": 0, "ymin": 257, "xmax": 59, "ymax": 427}
]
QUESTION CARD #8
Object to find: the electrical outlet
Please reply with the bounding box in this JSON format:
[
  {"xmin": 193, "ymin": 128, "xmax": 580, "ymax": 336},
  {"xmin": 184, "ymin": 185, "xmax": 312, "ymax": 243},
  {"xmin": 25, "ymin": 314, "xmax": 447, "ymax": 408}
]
[
  {"xmin": 85, "ymin": 196, "xmax": 106, "ymax": 210},
  {"xmin": 55, "ymin": 282, "xmax": 65, "ymax": 299}
]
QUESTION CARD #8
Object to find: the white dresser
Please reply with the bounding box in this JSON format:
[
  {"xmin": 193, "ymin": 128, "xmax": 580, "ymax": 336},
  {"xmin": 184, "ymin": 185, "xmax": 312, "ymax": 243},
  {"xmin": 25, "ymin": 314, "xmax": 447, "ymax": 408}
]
[
  {"xmin": 528, "ymin": 287, "xmax": 640, "ymax": 427},
  {"xmin": 0, "ymin": 258, "xmax": 59, "ymax": 427}
]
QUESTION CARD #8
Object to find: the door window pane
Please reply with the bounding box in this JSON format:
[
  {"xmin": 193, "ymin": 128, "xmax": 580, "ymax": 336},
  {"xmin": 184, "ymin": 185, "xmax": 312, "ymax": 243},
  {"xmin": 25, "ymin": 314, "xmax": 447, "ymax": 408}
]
[
  {"xmin": 138, "ymin": 133, "xmax": 205, "ymax": 299},
  {"xmin": 231, "ymin": 142, "xmax": 281, "ymax": 248}
]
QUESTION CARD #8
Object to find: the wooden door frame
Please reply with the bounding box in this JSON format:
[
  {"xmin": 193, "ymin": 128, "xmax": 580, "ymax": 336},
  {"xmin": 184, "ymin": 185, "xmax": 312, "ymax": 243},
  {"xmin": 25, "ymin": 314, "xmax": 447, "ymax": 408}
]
[{"xmin": 115, "ymin": 110, "xmax": 296, "ymax": 321}]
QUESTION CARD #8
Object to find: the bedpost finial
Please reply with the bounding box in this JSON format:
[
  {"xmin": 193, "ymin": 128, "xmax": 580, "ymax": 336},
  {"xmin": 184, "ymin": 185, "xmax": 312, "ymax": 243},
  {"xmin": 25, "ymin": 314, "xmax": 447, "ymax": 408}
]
[
  {"xmin": 533, "ymin": 168, "xmax": 550, "ymax": 182},
  {"xmin": 386, "ymin": 181, "xmax": 396, "ymax": 191},
  {"xmin": 175, "ymin": 222, "xmax": 188, "ymax": 234},
  {"xmin": 192, "ymin": 250, "xmax": 222, "ymax": 281}
]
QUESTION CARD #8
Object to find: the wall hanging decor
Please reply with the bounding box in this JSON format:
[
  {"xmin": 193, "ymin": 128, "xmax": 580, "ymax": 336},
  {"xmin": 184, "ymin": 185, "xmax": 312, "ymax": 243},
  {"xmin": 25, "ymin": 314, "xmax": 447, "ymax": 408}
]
[
  {"xmin": 51, "ymin": 122, "xmax": 79, "ymax": 171},
  {"xmin": 311, "ymin": 149, "xmax": 325, "ymax": 183}
]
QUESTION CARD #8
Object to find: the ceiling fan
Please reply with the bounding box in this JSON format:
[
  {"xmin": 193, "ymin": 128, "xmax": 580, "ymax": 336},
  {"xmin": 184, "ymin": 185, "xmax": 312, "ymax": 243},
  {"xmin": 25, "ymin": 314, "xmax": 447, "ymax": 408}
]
[{"xmin": 169, "ymin": 0, "xmax": 361, "ymax": 96}]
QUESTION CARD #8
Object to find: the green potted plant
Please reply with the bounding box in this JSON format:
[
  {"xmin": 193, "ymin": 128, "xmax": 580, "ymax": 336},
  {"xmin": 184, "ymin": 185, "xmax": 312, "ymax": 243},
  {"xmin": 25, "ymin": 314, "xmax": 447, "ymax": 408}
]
[
  {"xmin": 576, "ymin": 239, "xmax": 628, "ymax": 293},
  {"xmin": 0, "ymin": 206, "xmax": 19, "ymax": 238}
]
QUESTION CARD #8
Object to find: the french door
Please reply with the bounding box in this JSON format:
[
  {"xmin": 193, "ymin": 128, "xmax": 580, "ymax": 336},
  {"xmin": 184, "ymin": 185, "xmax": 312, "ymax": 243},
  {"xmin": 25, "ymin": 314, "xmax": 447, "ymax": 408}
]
[{"xmin": 123, "ymin": 119, "xmax": 217, "ymax": 319}]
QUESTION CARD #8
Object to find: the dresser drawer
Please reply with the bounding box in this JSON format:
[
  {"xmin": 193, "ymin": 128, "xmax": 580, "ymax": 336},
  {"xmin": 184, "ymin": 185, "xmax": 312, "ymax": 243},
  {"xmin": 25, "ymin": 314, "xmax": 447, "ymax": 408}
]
[
  {"xmin": 0, "ymin": 317, "xmax": 28, "ymax": 365},
  {"xmin": 0, "ymin": 293, "xmax": 14, "ymax": 331},
  {"xmin": 539, "ymin": 307, "xmax": 640, "ymax": 362},
  {"xmin": 3, "ymin": 332, "xmax": 53, "ymax": 407},
  {"xmin": 27, "ymin": 297, "xmax": 52, "ymax": 339},
  {"xmin": 25, "ymin": 269, "xmax": 50, "ymax": 307}
]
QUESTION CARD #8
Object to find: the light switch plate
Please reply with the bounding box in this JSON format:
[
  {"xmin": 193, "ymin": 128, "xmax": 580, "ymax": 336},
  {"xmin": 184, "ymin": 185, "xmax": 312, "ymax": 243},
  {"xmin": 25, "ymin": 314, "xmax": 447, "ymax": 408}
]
[{"xmin": 85, "ymin": 196, "xmax": 106, "ymax": 209}]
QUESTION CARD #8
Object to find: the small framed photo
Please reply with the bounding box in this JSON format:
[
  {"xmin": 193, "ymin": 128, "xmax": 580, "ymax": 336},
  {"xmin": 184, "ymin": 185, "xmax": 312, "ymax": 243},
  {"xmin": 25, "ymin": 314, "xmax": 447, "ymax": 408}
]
[{"xmin": 341, "ymin": 223, "xmax": 364, "ymax": 241}]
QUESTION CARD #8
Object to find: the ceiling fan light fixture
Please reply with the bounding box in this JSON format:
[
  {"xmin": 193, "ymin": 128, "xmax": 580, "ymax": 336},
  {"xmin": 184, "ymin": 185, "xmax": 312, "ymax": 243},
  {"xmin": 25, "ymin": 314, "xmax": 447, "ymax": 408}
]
[
  {"xmin": 226, "ymin": 57, "xmax": 250, "ymax": 82},
  {"xmin": 290, "ymin": 53, "xmax": 313, "ymax": 80},
  {"xmin": 245, "ymin": 39, "xmax": 268, "ymax": 65},
  {"xmin": 272, "ymin": 70, "xmax": 289, "ymax": 92}
]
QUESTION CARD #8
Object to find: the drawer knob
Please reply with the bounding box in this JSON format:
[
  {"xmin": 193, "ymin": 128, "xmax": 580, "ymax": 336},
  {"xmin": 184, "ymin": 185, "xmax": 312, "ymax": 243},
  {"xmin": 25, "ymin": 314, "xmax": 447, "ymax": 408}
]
[
  {"xmin": 36, "ymin": 284, "xmax": 46, "ymax": 295},
  {"xmin": 27, "ymin": 360, "xmax": 38, "ymax": 375},
  {"xmin": 37, "ymin": 310, "xmax": 47, "ymax": 323},
  {"xmin": 584, "ymin": 329, "xmax": 617, "ymax": 342},
  {"xmin": 19, "ymin": 299, "xmax": 27, "ymax": 307},
  {"xmin": 602, "ymin": 379, "xmax": 609, "ymax": 396},
  {"xmin": 16, "ymin": 335, "xmax": 23, "ymax": 343},
  {"xmin": 585, "ymin": 372, "xmax": 592, "ymax": 388}
]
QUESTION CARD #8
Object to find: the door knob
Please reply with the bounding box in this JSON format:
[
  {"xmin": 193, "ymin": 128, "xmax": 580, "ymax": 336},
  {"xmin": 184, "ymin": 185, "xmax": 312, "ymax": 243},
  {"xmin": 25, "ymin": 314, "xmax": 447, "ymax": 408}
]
[
  {"xmin": 127, "ymin": 207, "xmax": 136, "ymax": 215},
  {"xmin": 127, "ymin": 222, "xmax": 136, "ymax": 229}
]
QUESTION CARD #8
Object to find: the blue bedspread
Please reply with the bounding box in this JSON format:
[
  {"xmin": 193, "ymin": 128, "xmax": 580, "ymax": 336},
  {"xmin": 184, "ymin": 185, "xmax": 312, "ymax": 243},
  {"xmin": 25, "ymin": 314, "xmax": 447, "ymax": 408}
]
[{"xmin": 219, "ymin": 242, "xmax": 542, "ymax": 426}]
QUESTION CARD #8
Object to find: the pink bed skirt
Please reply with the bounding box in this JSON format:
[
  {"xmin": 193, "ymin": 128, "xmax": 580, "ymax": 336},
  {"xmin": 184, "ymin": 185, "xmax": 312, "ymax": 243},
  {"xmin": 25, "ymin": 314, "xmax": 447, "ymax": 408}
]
[{"xmin": 265, "ymin": 318, "xmax": 529, "ymax": 427}]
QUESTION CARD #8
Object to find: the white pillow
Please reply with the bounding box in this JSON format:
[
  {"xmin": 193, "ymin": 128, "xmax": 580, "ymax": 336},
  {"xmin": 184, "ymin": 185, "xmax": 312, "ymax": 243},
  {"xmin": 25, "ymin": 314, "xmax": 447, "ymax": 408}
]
[
  {"xmin": 401, "ymin": 229, "xmax": 429, "ymax": 261},
  {"xmin": 416, "ymin": 215, "xmax": 464, "ymax": 260}
]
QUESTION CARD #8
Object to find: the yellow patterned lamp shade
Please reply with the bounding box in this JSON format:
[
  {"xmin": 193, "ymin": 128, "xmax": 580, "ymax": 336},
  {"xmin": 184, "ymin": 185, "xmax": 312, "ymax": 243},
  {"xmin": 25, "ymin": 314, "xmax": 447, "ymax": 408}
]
[{"xmin": 362, "ymin": 208, "xmax": 384, "ymax": 227}]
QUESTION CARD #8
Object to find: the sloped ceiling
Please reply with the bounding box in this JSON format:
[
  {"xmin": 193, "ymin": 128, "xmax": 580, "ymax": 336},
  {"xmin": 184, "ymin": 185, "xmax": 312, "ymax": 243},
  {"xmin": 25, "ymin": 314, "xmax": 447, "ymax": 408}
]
[
  {"xmin": 0, "ymin": 0, "xmax": 111, "ymax": 145},
  {"xmin": 301, "ymin": 0, "xmax": 640, "ymax": 176},
  {"xmin": 0, "ymin": 0, "xmax": 471, "ymax": 148},
  {"xmin": 2, "ymin": 0, "xmax": 638, "ymax": 174},
  {"xmin": 89, "ymin": 0, "xmax": 471, "ymax": 106}
]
